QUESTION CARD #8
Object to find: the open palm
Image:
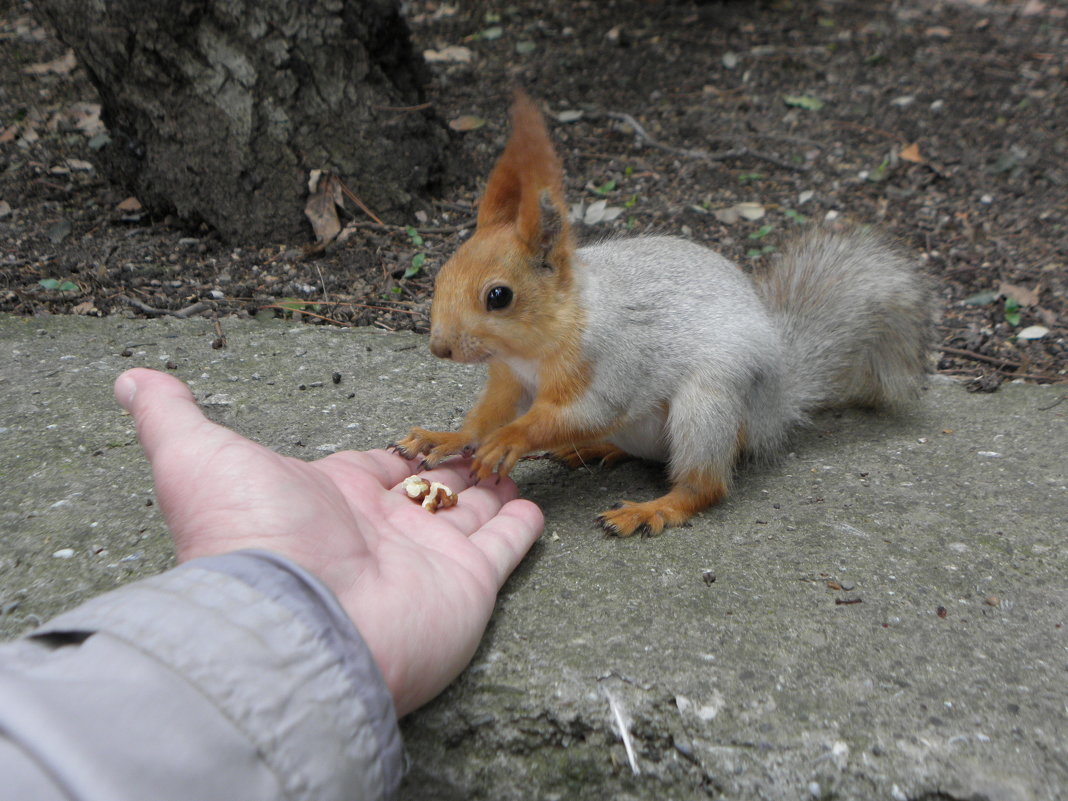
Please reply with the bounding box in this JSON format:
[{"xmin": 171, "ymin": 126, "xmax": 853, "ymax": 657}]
[{"xmin": 115, "ymin": 368, "xmax": 543, "ymax": 715}]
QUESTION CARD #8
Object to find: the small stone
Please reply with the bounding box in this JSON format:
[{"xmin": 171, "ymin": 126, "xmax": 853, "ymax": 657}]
[{"xmin": 52, "ymin": 548, "xmax": 75, "ymax": 559}]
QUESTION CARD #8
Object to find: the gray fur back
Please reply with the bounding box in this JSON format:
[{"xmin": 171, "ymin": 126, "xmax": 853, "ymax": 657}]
[
  {"xmin": 574, "ymin": 236, "xmax": 799, "ymax": 461},
  {"xmin": 570, "ymin": 230, "xmax": 930, "ymax": 467}
]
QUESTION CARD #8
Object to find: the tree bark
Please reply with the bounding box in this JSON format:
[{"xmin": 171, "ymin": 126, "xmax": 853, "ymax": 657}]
[{"xmin": 33, "ymin": 0, "xmax": 448, "ymax": 243}]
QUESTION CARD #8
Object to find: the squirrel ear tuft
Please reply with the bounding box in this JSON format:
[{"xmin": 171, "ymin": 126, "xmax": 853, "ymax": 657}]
[
  {"xmin": 477, "ymin": 90, "xmax": 572, "ymax": 263},
  {"xmin": 536, "ymin": 190, "xmax": 569, "ymax": 267}
]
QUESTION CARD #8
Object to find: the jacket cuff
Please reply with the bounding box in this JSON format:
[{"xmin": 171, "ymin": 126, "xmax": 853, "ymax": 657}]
[{"xmin": 30, "ymin": 550, "xmax": 404, "ymax": 801}]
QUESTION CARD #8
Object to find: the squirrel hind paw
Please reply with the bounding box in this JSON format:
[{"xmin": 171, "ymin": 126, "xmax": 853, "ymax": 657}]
[{"xmin": 596, "ymin": 504, "xmax": 666, "ymax": 538}]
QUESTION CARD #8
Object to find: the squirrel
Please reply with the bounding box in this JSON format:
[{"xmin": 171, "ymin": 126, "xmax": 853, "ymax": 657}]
[{"xmin": 395, "ymin": 91, "xmax": 932, "ymax": 537}]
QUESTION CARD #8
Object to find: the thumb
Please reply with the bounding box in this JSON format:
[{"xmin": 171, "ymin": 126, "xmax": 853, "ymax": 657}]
[
  {"xmin": 469, "ymin": 499, "xmax": 544, "ymax": 588},
  {"xmin": 114, "ymin": 368, "xmax": 219, "ymax": 464}
]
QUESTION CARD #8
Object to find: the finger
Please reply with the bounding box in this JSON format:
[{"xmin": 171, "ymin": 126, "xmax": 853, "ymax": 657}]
[
  {"xmin": 418, "ymin": 480, "xmax": 520, "ymax": 535},
  {"xmin": 319, "ymin": 448, "xmax": 423, "ymax": 492},
  {"xmin": 468, "ymin": 499, "xmax": 544, "ymax": 588},
  {"xmin": 114, "ymin": 368, "xmax": 226, "ymax": 463}
]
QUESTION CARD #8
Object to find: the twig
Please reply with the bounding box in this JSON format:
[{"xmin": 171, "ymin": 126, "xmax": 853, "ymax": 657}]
[
  {"xmin": 604, "ymin": 111, "xmax": 810, "ymax": 172},
  {"xmin": 373, "ymin": 102, "xmax": 432, "ymax": 113},
  {"xmin": 344, "ymin": 302, "xmax": 422, "ymax": 317},
  {"xmin": 830, "ymin": 120, "xmax": 907, "ymax": 143},
  {"xmin": 336, "ymin": 179, "xmax": 386, "ymax": 226},
  {"xmin": 343, "ymin": 219, "xmax": 477, "ymax": 235},
  {"xmin": 212, "ymin": 319, "xmax": 227, "ymax": 349},
  {"xmin": 602, "ymin": 687, "xmax": 640, "ymax": 776},
  {"xmin": 997, "ymin": 371, "xmax": 1064, "ymax": 383},
  {"xmin": 258, "ymin": 305, "xmax": 348, "ymax": 326},
  {"xmin": 1038, "ymin": 394, "xmax": 1068, "ymax": 411},
  {"xmin": 940, "ymin": 345, "xmax": 1022, "ymax": 369},
  {"xmin": 315, "ymin": 263, "xmax": 329, "ymax": 304},
  {"xmin": 119, "ymin": 295, "xmax": 211, "ymax": 318},
  {"xmin": 259, "ymin": 301, "xmax": 422, "ymax": 324}
]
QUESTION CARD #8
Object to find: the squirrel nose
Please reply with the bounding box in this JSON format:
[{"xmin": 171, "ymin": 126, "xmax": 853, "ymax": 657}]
[{"xmin": 430, "ymin": 339, "xmax": 452, "ymax": 360}]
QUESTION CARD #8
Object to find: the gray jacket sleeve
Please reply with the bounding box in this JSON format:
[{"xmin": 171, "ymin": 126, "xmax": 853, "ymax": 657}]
[{"xmin": 0, "ymin": 550, "xmax": 404, "ymax": 801}]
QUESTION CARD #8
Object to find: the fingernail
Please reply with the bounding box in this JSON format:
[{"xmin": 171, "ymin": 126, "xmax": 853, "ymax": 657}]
[{"xmin": 115, "ymin": 372, "xmax": 137, "ymax": 409}]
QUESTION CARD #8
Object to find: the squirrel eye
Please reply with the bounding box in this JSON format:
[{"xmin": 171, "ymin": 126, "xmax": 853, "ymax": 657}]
[{"xmin": 485, "ymin": 285, "xmax": 513, "ymax": 311}]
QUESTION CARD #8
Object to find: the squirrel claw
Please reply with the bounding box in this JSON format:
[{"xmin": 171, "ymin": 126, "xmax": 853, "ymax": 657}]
[{"xmin": 594, "ymin": 514, "xmax": 619, "ymax": 536}]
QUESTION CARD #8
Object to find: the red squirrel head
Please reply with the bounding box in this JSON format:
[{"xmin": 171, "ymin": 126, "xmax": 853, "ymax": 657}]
[{"xmin": 429, "ymin": 90, "xmax": 577, "ymax": 364}]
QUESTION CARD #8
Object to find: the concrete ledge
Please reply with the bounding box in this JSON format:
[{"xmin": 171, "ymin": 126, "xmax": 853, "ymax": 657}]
[{"xmin": 2, "ymin": 314, "xmax": 1065, "ymax": 799}]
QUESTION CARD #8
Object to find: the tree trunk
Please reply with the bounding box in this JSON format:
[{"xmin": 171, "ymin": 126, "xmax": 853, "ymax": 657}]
[{"xmin": 32, "ymin": 0, "xmax": 447, "ymax": 244}]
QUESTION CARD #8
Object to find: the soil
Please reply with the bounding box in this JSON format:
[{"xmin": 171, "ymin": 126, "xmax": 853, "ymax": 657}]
[{"xmin": 2, "ymin": 0, "xmax": 1066, "ymax": 387}]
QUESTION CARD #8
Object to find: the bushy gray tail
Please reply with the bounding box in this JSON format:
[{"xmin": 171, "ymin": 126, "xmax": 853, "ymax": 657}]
[{"xmin": 754, "ymin": 227, "xmax": 933, "ymax": 414}]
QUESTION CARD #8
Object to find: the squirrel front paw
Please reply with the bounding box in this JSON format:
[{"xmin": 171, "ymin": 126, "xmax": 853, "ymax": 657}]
[
  {"xmin": 470, "ymin": 426, "xmax": 530, "ymax": 482},
  {"xmin": 392, "ymin": 428, "xmax": 475, "ymax": 468}
]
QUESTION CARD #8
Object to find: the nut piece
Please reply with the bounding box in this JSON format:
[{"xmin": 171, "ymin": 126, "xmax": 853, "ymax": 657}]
[
  {"xmin": 402, "ymin": 476, "xmax": 458, "ymax": 513},
  {"xmin": 402, "ymin": 475, "xmax": 431, "ymax": 501},
  {"xmin": 421, "ymin": 481, "xmax": 458, "ymax": 513}
]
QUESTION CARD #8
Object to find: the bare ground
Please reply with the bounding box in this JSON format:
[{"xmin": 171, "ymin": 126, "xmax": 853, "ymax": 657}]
[{"xmin": 1, "ymin": 0, "xmax": 1066, "ymax": 388}]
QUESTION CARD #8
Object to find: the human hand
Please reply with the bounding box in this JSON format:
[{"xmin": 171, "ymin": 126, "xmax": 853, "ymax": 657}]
[{"xmin": 113, "ymin": 368, "xmax": 543, "ymax": 715}]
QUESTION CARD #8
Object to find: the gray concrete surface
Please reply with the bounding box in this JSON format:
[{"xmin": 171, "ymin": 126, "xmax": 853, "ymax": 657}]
[{"xmin": 1, "ymin": 313, "xmax": 1066, "ymax": 800}]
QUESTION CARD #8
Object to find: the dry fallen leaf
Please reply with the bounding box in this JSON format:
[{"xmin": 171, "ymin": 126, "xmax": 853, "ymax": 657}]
[
  {"xmin": 423, "ymin": 45, "xmax": 473, "ymax": 63},
  {"xmin": 570, "ymin": 199, "xmax": 624, "ymax": 225},
  {"xmin": 899, "ymin": 142, "xmax": 924, "ymax": 163},
  {"xmin": 999, "ymin": 281, "xmax": 1040, "ymax": 307},
  {"xmin": 448, "ymin": 115, "xmax": 486, "ymax": 132},
  {"xmin": 72, "ymin": 301, "xmax": 99, "ymax": 316},
  {"xmin": 1016, "ymin": 325, "xmax": 1049, "ymax": 340},
  {"xmin": 116, "ymin": 196, "xmax": 142, "ymax": 213},
  {"xmin": 713, "ymin": 201, "xmax": 766, "ymax": 224},
  {"xmin": 23, "ymin": 50, "xmax": 77, "ymax": 76},
  {"xmin": 304, "ymin": 171, "xmax": 344, "ymax": 244}
]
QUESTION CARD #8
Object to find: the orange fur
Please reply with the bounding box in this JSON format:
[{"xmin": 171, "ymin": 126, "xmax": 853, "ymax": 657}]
[
  {"xmin": 595, "ymin": 416, "xmax": 747, "ymax": 536},
  {"xmin": 477, "ymin": 90, "xmax": 571, "ymax": 267},
  {"xmin": 394, "ymin": 361, "xmax": 525, "ymax": 465},
  {"xmin": 399, "ymin": 90, "xmax": 601, "ymax": 476},
  {"xmin": 596, "ymin": 467, "xmax": 730, "ymax": 537},
  {"xmin": 398, "ymin": 90, "xmax": 736, "ymax": 530}
]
